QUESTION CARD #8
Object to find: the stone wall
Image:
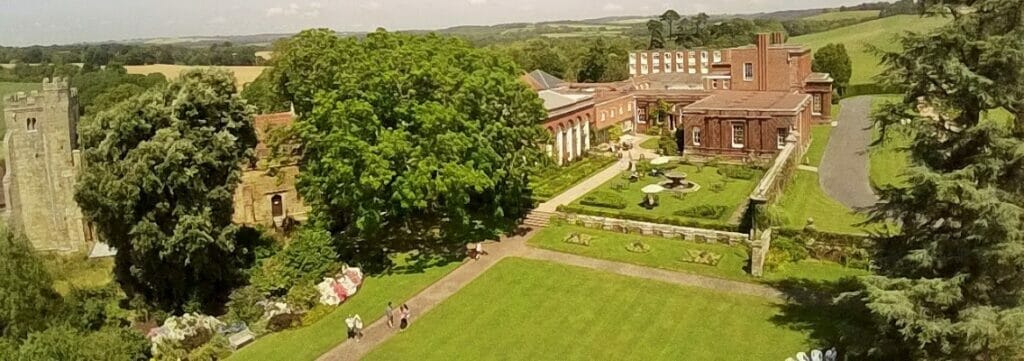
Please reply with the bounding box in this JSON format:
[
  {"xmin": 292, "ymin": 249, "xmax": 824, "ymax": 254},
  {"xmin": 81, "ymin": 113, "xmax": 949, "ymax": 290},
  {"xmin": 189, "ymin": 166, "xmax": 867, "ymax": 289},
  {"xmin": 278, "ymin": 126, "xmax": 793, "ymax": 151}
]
[
  {"xmin": 1, "ymin": 79, "xmax": 89, "ymax": 252},
  {"xmin": 559, "ymin": 213, "xmax": 749, "ymax": 245},
  {"xmin": 749, "ymin": 228, "xmax": 773, "ymax": 277}
]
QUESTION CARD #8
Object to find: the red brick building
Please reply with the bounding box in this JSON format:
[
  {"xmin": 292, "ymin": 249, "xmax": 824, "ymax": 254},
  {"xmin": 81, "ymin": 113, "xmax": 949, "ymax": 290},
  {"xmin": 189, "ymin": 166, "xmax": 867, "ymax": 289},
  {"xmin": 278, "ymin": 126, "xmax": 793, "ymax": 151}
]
[{"xmin": 526, "ymin": 32, "xmax": 833, "ymax": 162}]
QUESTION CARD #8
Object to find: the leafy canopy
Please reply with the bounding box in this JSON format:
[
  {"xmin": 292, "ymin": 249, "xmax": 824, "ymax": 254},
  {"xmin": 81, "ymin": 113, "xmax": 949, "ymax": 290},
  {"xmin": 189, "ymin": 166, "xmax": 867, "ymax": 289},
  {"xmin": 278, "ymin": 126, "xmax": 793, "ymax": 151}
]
[
  {"xmin": 75, "ymin": 68, "xmax": 258, "ymax": 313},
  {"xmin": 270, "ymin": 29, "xmax": 548, "ymax": 269},
  {"xmin": 811, "ymin": 43, "xmax": 852, "ymax": 93}
]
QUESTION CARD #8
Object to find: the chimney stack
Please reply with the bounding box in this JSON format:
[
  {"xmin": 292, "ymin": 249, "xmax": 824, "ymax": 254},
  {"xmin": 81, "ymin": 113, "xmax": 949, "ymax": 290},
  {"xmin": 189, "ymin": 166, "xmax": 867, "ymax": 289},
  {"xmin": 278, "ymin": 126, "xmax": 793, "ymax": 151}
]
[{"xmin": 756, "ymin": 33, "xmax": 770, "ymax": 91}]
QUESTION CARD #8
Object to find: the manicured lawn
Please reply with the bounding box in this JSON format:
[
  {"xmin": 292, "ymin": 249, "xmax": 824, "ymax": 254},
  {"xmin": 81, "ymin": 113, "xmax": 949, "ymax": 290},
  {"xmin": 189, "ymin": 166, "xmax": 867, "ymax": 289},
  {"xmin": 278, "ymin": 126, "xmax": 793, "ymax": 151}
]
[
  {"xmin": 570, "ymin": 163, "xmax": 761, "ymax": 228},
  {"xmin": 775, "ymin": 170, "xmax": 870, "ymax": 235},
  {"xmin": 227, "ymin": 256, "xmax": 461, "ymax": 361},
  {"xmin": 804, "ymin": 124, "xmax": 833, "ymax": 167},
  {"xmin": 639, "ymin": 137, "xmax": 659, "ymax": 150},
  {"xmin": 530, "ymin": 155, "xmax": 616, "ymax": 201},
  {"xmin": 529, "ymin": 223, "xmax": 866, "ymax": 283},
  {"xmin": 831, "ymin": 101, "xmax": 842, "ymax": 119},
  {"xmin": 364, "ymin": 258, "xmax": 812, "ymax": 361},
  {"xmin": 791, "ymin": 15, "xmax": 949, "ymax": 86},
  {"xmin": 868, "ymin": 95, "xmax": 910, "ymax": 189},
  {"xmin": 804, "ymin": 10, "xmax": 880, "ymax": 21}
]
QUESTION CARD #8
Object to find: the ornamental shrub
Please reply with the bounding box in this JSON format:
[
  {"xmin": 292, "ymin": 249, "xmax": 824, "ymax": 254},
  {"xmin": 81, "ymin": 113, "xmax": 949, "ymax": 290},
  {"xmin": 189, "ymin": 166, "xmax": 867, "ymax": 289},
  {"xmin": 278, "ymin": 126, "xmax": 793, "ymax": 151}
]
[
  {"xmin": 580, "ymin": 191, "xmax": 628, "ymax": 209},
  {"xmin": 251, "ymin": 228, "xmax": 339, "ymax": 296},
  {"xmin": 674, "ymin": 205, "xmax": 729, "ymax": 220},
  {"xmin": 717, "ymin": 165, "xmax": 759, "ymax": 180}
]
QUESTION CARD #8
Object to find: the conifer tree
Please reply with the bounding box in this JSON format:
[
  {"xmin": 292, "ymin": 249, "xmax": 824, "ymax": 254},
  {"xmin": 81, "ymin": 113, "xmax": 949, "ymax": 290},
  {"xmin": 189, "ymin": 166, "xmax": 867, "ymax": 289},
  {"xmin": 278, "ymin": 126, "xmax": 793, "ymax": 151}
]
[{"xmin": 853, "ymin": 1, "xmax": 1024, "ymax": 359}]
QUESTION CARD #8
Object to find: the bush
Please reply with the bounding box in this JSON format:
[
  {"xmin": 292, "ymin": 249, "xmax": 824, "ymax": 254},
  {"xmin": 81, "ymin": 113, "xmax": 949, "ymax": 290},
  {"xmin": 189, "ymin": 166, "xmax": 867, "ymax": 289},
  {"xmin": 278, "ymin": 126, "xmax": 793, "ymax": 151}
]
[
  {"xmin": 225, "ymin": 286, "xmax": 265, "ymax": 325},
  {"xmin": 674, "ymin": 205, "xmax": 729, "ymax": 220},
  {"xmin": 62, "ymin": 283, "xmax": 124, "ymax": 331},
  {"xmin": 185, "ymin": 334, "xmax": 231, "ymax": 361},
  {"xmin": 301, "ymin": 304, "xmax": 336, "ymax": 326},
  {"xmin": 579, "ymin": 191, "xmax": 627, "ymax": 209},
  {"xmin": 764, "ymin": 236, "xmax": 810, "ymax": 272},
  {"xmin": 285, "ymin": 282, "xmax": 320, "ymax": 312},
  {"xmin": 557, "ymin": 204, "xmax": 740, "ymax": 233},
  {"xmin": 717, "ymin": 165, "xmax": 759, "ymax": 180},
  {"xmin": 251, "ymin": 228, "xmax": 339, "ymax": 296}
]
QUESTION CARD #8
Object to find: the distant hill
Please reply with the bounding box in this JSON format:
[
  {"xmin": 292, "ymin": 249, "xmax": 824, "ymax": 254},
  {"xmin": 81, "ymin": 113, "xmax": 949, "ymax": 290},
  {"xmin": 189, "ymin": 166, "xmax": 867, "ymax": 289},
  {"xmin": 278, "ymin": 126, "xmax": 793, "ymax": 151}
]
[{"xmin": 790, "ymin": 14, "xmax": 948, "ymax": 85}]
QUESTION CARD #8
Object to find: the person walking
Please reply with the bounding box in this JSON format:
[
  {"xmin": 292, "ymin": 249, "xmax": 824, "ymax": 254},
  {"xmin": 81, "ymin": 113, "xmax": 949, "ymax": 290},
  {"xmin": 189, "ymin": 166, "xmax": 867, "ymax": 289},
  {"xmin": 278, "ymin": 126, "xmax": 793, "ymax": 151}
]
[
  {"xmin": 344, "ymin": 315, "xmax": 356, "ymax": 340},
  {"xmin": 385, "ymin": 301, "xmax": 395, "ymax": 328},
  {"xmin": 353, "ymin": 314, "xmax": 364, "ymax": 342},
  {"xmin": 399, "ymin": 304, "xmax": 411, "ymax": 331}
]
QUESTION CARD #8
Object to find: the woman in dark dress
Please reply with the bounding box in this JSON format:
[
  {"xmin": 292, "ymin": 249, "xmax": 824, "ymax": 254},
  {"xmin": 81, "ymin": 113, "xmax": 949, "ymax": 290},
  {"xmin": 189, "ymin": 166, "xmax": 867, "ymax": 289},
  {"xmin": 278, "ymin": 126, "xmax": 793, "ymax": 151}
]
[{"xmin": 399, "ymin": 304, "xmax": 410, "ymax": 330}]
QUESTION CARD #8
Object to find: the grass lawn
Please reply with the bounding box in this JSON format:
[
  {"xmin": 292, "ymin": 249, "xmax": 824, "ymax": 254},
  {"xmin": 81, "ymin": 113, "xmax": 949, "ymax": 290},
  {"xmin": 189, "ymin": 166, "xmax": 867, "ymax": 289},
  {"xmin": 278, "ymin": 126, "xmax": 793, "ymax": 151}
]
[
  {"xmin": 530, "ymin": 223, "xmax": 867, "ymax": 283},
  {"xmin": 831, "ymin": 101, "xmax": 842, "ymax": 119},
  {"xmin": 570, "ymin": 164, "xmax": 761, "ymax": 228},
  {"xmin": 228, "ymin": 256, "xmax": 461, "ymax": 361},
  {"xmin": 42, "ymin": 256, "xmax": 114, "ymax": 295},
  {"xmin": 804, "ymin": 10, "xmax": 881, "ymax": 21},
  {"xmin": 791, "ymin": 15, "xmax": 949, "ymax": 86},
  {"xmin": 639, "ymin": 136, "xmax": 659, "ymax": 150},
  {"xmin": 364, "ymin": 258, "xmax": 812, "ymax": 361},
  {"xmin": 804, "ymin": 124, "xmax": 833, "ymax": 167},
  {"xmin": 530, "ymin": 155, "xmax": 617, "ymax": 201},
  {"xmin": 775, "ymin": 170, "xmax": 870, "ymax": 235}
]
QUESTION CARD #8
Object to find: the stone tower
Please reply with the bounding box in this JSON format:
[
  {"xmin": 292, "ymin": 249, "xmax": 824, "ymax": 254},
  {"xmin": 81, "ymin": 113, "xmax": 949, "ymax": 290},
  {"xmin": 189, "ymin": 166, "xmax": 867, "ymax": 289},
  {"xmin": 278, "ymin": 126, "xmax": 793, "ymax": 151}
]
[{"xmin": 1, "ymin": 78, "xmax": 89, "ymax": 252}]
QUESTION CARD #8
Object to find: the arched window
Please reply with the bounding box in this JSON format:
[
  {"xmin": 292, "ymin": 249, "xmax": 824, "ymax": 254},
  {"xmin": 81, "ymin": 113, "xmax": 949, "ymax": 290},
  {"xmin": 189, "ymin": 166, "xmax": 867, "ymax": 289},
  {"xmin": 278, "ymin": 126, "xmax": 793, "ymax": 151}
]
[{"xmin": 271, "ymin": 194, "xmax": 284, "ymax": 218}]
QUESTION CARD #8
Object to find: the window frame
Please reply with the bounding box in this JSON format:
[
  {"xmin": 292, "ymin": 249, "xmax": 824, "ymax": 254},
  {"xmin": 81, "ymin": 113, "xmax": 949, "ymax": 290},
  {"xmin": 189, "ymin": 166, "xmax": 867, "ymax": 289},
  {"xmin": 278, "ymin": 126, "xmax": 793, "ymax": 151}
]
[
  {"xmin": 812, "ymin": 93, "xmax": 823, "ymax": 115},
  {"xmin": 777, "ymin": 128, "xmax": 788, "ymax": 149},
  {"xmin": 743, "ymin": 62, "xmax": 754, "ymax": 81},
  {"xmin": 731, "ymin": 122, "xmax": 745, "ymax": 149},
  {"xmin": 692, "ymin": 127, "xmax": 702, "ymax": 146}
]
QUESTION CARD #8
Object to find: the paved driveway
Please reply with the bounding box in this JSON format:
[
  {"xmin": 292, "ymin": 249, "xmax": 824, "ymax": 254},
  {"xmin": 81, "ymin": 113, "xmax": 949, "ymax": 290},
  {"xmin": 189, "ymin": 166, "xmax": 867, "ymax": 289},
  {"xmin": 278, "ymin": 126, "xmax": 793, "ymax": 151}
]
[{"xmin": 819, "ymin": 96, "xmax": 879, "ymax": 210}]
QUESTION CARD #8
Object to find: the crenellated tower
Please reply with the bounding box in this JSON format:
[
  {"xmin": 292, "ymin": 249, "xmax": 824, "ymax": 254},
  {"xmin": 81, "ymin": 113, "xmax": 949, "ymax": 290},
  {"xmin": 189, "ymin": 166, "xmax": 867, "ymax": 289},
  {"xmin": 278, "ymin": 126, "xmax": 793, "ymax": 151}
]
[{"xmin": 1, "ymin": 78, "xmax": 90, "ymax": 252}]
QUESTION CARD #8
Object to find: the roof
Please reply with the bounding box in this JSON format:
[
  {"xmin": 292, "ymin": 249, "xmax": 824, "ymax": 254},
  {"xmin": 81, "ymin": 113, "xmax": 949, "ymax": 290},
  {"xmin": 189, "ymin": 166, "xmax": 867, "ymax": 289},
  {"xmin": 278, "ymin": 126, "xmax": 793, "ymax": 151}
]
[
  {"xmin": 522, "ymin": 70, "xmax": 566, "ymax": 91},
  {"xmin": 684, "ymin": 91, "xmax": 810, "ymax": 112},
  {"xmin": 805, "ymin": 72, "xmax": 834, "ymax": 83},
  {"xmin": 537, "ymin": 89, "xmax": 592, "ymax": 111},
  {"xmin": 633, "ymin": 72, "xmax": 706, "ymax": 91}
]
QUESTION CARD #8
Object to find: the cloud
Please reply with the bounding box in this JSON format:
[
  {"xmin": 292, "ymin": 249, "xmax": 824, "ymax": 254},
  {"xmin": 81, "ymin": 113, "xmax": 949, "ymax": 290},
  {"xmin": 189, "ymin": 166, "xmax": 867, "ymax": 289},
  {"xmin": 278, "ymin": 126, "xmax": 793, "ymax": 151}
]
[
  {"xmin": 308, "ymin": 1, "xmax": 322, "ymax": 9},
  {"xmin": 361, "ymin": 0, "xmax": 382, "ymax": 10},
  {"xmin": 265, "ymin": 7, "xmax": 284, "ymax": 17},
  {"xmin": 602, "ymin": 3, "xmax": 624, "ymax": 11},
  {"xmin": 208, "ymin": 16, "xmax": 227, "ymax": 24},
  {"xmin": 469, "ymin": 0, "xmax": 487, "ymax": 4}
]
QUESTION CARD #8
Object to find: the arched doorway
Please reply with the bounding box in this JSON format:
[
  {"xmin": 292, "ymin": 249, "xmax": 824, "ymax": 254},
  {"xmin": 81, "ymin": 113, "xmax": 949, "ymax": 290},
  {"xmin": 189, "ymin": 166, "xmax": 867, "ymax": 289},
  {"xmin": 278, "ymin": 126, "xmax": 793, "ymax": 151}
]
[{"xmin": 271, "ymin": 194, "xmax": 283, "ymax": 218}]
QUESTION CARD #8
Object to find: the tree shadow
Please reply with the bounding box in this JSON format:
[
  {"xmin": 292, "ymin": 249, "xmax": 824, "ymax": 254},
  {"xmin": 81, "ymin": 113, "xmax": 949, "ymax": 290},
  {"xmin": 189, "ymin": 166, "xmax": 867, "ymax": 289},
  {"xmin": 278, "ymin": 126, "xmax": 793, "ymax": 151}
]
[{"xmin": 766, "ymin": 277, "xmax": 878, "ymax": 355}]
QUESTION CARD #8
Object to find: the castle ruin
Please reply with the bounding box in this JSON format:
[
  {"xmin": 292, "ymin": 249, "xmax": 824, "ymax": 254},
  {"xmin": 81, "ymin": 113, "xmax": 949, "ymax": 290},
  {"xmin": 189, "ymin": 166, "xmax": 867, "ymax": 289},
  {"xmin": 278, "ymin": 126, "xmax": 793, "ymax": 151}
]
[{"xmin": 1, "ymin": 78, "xmax": 91, "ymax": 252}]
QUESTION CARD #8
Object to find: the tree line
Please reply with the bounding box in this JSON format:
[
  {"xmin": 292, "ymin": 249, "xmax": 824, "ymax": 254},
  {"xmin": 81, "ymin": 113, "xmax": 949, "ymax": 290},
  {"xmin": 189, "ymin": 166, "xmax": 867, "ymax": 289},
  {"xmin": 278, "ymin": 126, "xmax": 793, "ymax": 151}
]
[{"xmin": 0, "ymin": 42, "xmax": 265, "ymax": 67}]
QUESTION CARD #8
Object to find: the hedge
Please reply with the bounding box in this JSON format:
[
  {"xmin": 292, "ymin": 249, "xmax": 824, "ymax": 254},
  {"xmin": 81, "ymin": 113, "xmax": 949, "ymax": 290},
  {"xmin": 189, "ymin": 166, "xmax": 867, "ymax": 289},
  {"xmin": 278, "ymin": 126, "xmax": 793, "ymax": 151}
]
[
  {"xmin": 717, "ymin": 165, "xmax": 760, "ymax": 180},
  {"xmin": 579, "ymin": 191, "xmax": 627, "ymax": 210},
  {"xmin": 673, "ymin": 205, "xmax": 730, "ymax": 220},
  {"xmin": 557, "ymin": 204, "xmax": 741, "ymax": 233}
]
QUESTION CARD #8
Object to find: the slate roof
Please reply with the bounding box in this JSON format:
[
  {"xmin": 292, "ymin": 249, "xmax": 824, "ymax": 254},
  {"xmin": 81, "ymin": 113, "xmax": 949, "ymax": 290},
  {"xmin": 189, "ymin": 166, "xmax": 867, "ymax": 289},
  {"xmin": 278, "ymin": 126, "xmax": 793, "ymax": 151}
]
[
  {"xmin": 523, "ymin": 70, "xmax": 566, "ymax": 91},
  {"xmin": 684, "ymin": 91, "xmax": 810, "ymax": 112}
]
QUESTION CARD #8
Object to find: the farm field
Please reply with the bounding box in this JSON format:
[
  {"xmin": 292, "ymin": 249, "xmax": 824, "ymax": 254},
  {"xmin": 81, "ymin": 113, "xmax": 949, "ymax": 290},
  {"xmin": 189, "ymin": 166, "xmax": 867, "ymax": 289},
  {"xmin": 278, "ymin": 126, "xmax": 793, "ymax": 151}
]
[
  {"xmin": 125, "ymin": 64, "xmax": 267, "ymax": 88},
  {"xmin": 364, "ymin": 258, "xmax": 813, "ymax": 361},
  {"xmin": 791, "ymin": 15, "xmax": 949, "ymax": 86},
  {"xmin": 803, "ymin": 10, "xmax": 880, "ymax": 21}
]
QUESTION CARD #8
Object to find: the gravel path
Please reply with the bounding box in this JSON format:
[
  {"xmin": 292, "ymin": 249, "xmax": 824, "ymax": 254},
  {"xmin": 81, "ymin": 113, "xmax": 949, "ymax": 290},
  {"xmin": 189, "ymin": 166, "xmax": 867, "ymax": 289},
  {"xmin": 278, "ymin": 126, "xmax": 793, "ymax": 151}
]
[{"xmin": 819, "ymin": 96, "xmax": 879, "ymax": 210}]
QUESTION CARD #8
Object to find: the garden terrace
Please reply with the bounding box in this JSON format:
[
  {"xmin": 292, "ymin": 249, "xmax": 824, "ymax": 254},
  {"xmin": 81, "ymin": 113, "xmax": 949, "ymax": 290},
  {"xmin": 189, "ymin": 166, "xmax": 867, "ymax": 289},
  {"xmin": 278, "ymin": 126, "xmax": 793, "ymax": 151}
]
[
  {"xmin": 530, "ymin": 223, "xmax": 868, "ymax": 283},
  {"xmin": 562, "ymin": 162, "xmax": 762, "ymax": 231},
  {"xmin": 530, "ymin": 155, "xmax": 617, "ymax": 202},
  {"xmin": 364, "ymin": 258, "xmax": 813, "ymax": 361}
]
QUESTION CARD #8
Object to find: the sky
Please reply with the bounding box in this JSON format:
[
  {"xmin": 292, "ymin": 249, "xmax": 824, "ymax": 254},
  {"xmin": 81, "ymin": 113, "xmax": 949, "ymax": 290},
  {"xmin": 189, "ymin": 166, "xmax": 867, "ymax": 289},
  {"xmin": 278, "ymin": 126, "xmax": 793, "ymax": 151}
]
[{"xmin": 1, "ymin": 0, "xmax": 869, "ymax": 46}]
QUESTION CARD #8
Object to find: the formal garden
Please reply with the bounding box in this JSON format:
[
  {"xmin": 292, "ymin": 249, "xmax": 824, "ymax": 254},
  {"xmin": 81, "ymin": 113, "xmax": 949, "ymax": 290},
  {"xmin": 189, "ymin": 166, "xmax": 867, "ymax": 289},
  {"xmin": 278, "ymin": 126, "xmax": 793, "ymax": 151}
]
[
  {"xmin": 561, "ymin": 160, "xmax": 763, "ymax": 231},
  {"xmin": 363, "ymin": 258, "xmax": 813, "ymax": 361},
  {"xmin": 530, "ymin": 223, "xmax": 869, "ymax": 283},
  {"xmin": 529, "ymin": 155, "xmax": 617, "ymax": 201}
]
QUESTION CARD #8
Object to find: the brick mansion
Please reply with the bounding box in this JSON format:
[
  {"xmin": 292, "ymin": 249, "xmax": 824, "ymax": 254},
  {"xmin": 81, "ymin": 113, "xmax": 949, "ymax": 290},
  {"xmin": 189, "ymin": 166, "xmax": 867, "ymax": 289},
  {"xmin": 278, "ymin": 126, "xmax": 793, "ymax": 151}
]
[
  {"xmin": 525, "ymin": 32, "xmax": 833, "ymax": 164},
  {"xmin": 0, "ymin": 32, "xmax": 830, "ymax": 252}
]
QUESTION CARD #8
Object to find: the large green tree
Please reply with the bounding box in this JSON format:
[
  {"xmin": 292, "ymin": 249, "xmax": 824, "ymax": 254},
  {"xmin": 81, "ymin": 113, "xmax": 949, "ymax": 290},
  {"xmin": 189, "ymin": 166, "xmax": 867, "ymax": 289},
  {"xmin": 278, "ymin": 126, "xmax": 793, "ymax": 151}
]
[
  {"xmin": 0, "ymin": 228, "xmax": 61, "ymax": 340},
  {"xmin": 75, "ymin": 69, "xmax": 258, "ymax": 313},
  {"xmin": 812, "ymin": 43, "xmax": 852, "ymax": 95},
  {"xmin": 511, "ymin": 39, "xmax": 569, "ymax": 79},
  {"xmin": 647, "ymin": 19, "xmax": 666, "ymax": 50},
  {"xmin": 660, "ymin": 10, "xmax": 681, "ymax": 38},
  {"xmin": 270, "ymin": 29, "xmax": 548, "ymax": 268},
  {"xmin": 576, "ymin": 38, "xmax": 610, "ymax": 83},
  {"xmin": 852, "ymin": 1, "xmax": 1024, "ymax": 359},
  {"xmin": 241, "ymin": 68, "xmax": 291, "ymax": 114}
]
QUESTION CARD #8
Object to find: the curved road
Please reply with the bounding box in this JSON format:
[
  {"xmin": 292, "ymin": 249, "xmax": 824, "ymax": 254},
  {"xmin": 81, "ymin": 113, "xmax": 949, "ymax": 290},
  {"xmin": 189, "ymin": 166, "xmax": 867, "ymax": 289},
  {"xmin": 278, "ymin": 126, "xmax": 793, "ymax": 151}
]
[{"xmin": 819, "ymin": 96, "xmax": 879, "ymax": 210}]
